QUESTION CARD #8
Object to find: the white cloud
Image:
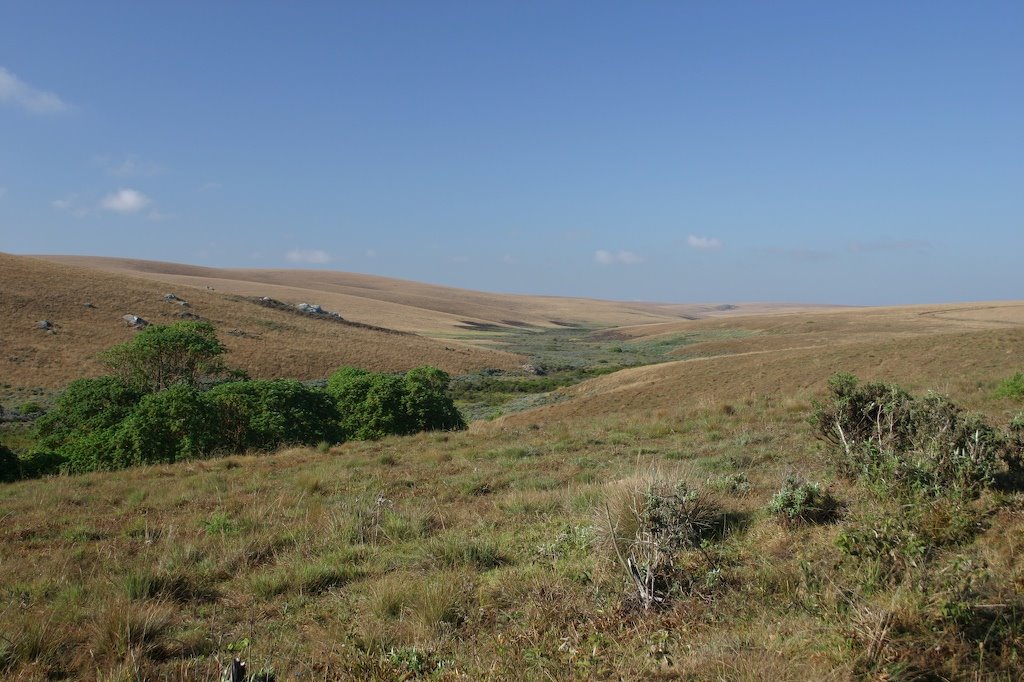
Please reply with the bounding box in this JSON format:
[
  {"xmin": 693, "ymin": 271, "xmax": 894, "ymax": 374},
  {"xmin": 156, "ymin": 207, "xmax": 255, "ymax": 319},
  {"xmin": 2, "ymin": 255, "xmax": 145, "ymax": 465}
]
[
  {"xmin": 0, "ymin": 67, "xmax": 68, "ymax": 114},
  {"xmin": 594, "ymin": 249, "xmax": 643, "ymax": 266},
  {"xmin": 285, "ymin": 249, "xmax": 332, "ymax": 264},
  {"xmin": 101, "ymin": 188, "xmax": 151, "ymax": 214},
  {"xmin": 687, "ymin": 235, "xmax": 723, "ymax": 250}
]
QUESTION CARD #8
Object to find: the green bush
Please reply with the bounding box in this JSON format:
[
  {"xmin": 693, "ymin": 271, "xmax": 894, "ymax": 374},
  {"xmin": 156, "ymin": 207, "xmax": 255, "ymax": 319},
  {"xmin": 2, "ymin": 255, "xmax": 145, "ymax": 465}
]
[
  {"xmin": 327, "ymin": 366, "xmax": 465, "ymax": 440},
  {"xmin": 111, "ymin": 384, "xmax": 218, "ymax": 468},
  {"xmin": 402, "ymin": 366, "xmax": 466, "ymax": 433},
  {"xmin": 812, "ymin": 373, "xmax": 1005, "ymax": 497},
  {"xmin": 994, "ymin": 372, "xmax": 1024, "ymax": 400},
  {"xmin": 0, "ymin": 444, "xmax": 21, "ymax": 483},
  {"xmin": 17, "ymin": 401, "xmax": 43, "ymax": 415},
  {"xmin": 768, "ymin": 476, "xmax": 838, "ymax": 525},
  {"xmin": 206, "ymin": 380, "xmax": 342, "ymax": 452},
  {"xmin": 31, "ymin": 377, "xmax": 143, "ymax": 472}
]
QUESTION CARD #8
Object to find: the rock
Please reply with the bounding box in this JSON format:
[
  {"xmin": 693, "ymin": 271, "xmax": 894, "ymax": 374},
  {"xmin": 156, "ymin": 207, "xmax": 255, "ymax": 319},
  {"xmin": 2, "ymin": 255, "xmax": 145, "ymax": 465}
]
[
  {"xmin": 297, "ymin": 303, "xmax": 323, "ymax": 314},
  {"xmin": 163, "ymin": 293, "xmax": 181, "ymax": 302},
  {"xmin": 36, "ymin": 320, "xmax": 52, "ymax": 330},
  {"xmin": 122, "ymin": 314, "xmax": 149, "ymax": 328},
  {"xmin": 83, "ymin": 302, "xmax": 97, "ymax": 309},
  {"xmin": 521, "ymin": 364, "xmax": 545, "ymax": 376}
]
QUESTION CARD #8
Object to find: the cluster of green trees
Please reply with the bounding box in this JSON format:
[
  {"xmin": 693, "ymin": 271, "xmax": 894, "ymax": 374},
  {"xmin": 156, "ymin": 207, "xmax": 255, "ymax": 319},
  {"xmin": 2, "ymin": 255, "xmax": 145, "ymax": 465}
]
[{"xmin": 5, "ymin": 322, "xmax": 464, "ymax": 479}]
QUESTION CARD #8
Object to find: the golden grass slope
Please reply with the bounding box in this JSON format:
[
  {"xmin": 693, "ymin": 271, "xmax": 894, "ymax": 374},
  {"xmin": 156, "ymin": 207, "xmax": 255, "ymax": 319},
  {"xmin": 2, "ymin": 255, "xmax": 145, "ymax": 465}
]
[
  {"xmin": 497, "ymin": 302, "xmax": 1024, "ymax": 427},
  {"xmin": 0, "ymin": 253, "xmax": 521, "ymax": 388},
  {"xmin": 37, "ymin": 255, "xmax": 830, "ymax": 335}
]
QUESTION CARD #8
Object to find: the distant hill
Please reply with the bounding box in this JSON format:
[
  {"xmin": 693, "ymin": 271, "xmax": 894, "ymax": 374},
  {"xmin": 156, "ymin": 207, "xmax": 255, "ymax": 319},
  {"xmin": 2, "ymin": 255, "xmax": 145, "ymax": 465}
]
[
  {"xmin": 0, "ymin": 253, "xmax": 522, "ymax": 389},
  {"xmin": 36, "ymin": 255, "xmax": 828, "ymax": 335}
]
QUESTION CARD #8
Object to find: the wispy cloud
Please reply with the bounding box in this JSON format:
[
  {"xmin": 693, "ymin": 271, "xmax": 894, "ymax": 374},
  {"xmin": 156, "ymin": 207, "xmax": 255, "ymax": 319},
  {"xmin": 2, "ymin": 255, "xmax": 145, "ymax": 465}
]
[
  {"xmin": 101, "ymin": 188, "xmax": 151, "ymax": 214},
  {"xmin": 849, "ymin": 240, "xmax": 930, "ymax": 254},
  {"xmin": 285, "ymin": 249, "xmax": 332, "ymax": 264},
  {"xmin": 594, "ymin": 249, "xmax": 644, "ymax": 266},
  {"xmin": 687, "ymin": 235, "xmax": 723, "ymax": 250},
  {"xmin": 0, "ymin": 67, "xmax": 68, "ymax": 114},
  {"xmin": 52, "ymin": 195, "xmax": 91, "ymax": 218},
  {"xmin": 95, "ymin": 154, "xmax": 164, "ymax": 177}
]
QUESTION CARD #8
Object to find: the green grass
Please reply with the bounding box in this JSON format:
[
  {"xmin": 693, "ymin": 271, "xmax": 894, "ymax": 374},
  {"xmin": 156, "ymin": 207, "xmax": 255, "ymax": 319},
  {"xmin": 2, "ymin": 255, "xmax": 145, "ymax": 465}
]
[{"xmin": 994, "ymin": 371, "xmax": 1024, "ymax": 400}]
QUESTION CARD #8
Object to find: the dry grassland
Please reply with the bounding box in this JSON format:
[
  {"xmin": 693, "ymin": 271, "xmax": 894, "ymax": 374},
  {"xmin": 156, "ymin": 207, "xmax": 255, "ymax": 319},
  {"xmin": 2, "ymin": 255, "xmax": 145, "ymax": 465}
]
[
  {"xmin": 1, "ymin": 253, "xmax": 521, "ymax": 389},
  {"xmin": 1, "ymin": 254, "xmax": 1022, "ymax": 680}
]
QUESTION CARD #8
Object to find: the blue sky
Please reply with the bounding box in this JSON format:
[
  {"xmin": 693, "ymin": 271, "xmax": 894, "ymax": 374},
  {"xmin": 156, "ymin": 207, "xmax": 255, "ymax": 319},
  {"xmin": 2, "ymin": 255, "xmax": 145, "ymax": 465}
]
[{"xmin": 1, "ymin": 2, "xmax": 1021, "ymax": 305}]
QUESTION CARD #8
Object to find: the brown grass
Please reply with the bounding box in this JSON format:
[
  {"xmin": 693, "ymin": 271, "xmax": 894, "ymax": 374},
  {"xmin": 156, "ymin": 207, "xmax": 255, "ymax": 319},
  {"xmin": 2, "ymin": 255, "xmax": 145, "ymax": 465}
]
[{"xmin": 0, "ymin": 252, "xmax": 521, "ymax": 388}]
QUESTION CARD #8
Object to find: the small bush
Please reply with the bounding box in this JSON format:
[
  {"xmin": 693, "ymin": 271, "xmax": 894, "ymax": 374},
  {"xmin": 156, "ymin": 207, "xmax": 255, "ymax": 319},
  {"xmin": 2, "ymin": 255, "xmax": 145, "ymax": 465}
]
[
  {"xmin": 994, "ymin": 372, "xmax": 1024, "ymax": 400},
  {"xmin": 596, "ymin": 474, "xmax": 721, "ymax": 608},
  {"xmin": 17, "ymin": 401, "xmax": 43, "ymax": 415},
  {"xmin": 768, "ymin": 476, "xmax": 838, "ymax": 525},
  {"xmin": 812, "ymin": 373, "xmax": 1006, "ymax": 497}
]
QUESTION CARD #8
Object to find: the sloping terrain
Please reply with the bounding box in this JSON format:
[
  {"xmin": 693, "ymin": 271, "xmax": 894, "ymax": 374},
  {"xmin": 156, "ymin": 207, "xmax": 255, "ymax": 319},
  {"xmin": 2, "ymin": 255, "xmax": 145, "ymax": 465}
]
[
  {"xmin": 2, "ymin": 256, "xmax": 1023, "ymax": 680},
  {"xmin": 0, "ymin": 253, "xmax": 521, "ymax": 389},
  {"xmin": 37, "ymin": 255, "xmax": 833, "ymax": 335},
  {"xmin": 497, "ymin": 303, "xmax": 1024, "ymax": 427}
]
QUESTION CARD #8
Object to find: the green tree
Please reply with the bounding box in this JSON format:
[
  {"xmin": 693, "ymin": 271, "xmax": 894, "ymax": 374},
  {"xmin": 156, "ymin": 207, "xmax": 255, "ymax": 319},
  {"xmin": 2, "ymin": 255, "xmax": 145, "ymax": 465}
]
[{"xmin": 101, "ymin": 321, "xmax": 226, "ymax": 392}]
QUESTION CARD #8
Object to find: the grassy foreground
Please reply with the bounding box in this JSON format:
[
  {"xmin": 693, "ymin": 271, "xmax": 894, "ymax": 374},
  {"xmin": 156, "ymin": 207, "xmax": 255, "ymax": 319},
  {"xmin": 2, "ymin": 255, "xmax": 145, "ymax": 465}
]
[
  {"xmin": 2, "ymin": 303, "xmax": 1024, "ymax": 680},
  {"xmin": 2, "ymin": 390, "xmax": 1022, "ymax": 680}
]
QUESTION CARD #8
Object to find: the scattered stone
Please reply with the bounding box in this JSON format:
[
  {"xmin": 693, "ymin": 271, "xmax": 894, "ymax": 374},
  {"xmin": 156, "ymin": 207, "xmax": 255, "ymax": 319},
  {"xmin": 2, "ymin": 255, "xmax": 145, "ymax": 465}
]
[
  {"xmin": 177, "ymin": 311, "xmax": 201, "ymax": 320},
  {"xmin": 83, "ymin": 302, "xmax": 97, "ymax": 309},
  {"xmin": 122, "ymin": 314, "xmax": 149, "ymax": 328},
  {"xmin": 521, "ymin": 364, "xmax": 546, "ymax": 376},
  {"xmin": 227, "ymin": 329, "xmax": 261, "ymax": 339},
  {"xmin": 35, "ymin": 320, "xmax": 52, "ymax": 331},
  {"xmin": 297, "ymin": 303, "xmax": 323, "ymax": 314},
  {"xmin": 163, "ymin": 293, "xmax": 182, "ymax": 302}
]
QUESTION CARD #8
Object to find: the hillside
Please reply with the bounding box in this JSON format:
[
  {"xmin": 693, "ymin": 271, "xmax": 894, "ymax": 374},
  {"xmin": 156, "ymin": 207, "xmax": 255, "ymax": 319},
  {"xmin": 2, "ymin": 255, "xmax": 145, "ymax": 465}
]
[
  {"xmin": 0, "ymin": 253, "xmax": 522, "ymax": 389},
  {"xmin": 36, "ymin": 255, "xmax": 831, "ymax": 336},
  {"xmin": 498, "ymin": 302, "xmax": 1024, "ymax": 427},
  {"xmin": 1, "ymin": 257, "xmax": 1022, "ymax": 680}
]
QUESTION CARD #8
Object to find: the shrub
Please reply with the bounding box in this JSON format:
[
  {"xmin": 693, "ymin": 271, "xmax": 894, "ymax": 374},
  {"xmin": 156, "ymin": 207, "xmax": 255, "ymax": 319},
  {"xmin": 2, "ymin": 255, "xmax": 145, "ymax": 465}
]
[
  {"xmin": 33, "ymin": 377, "xmax": 142, "ymax": 451},
  {"xmin": 101, "ymin": 321, "xmax": 226, "ymax": 392},
  {"xmin": 994, "ymin": 372, "xmax": 1024, "ymax": 400},
  {"xmin": 206, "ymin": 380, "xmax": 342, "ymax": 452},
  {"xmin": 17, "ymin": 401, "xmax": 43, "ymax": 415},
  {"xmin": 31, "ymin": 377, "xmax": 143, "ymax": 473},
  {"xmin": 597, "ymin": 474, "xmax": 721, "ymax": 608},
  {"xmin": 327, "ymin": 366, "xmax": 465, "ymax": 440},
  {"xmin": 402, "ymin": 366, "xmax": 466, "ymax": 432},
  {"xmin": 0, "ymin": 444, "xmax": 21, "ymax": 483},
  {"xmin": 110, "ymin": 384, "xmax": 218, "ymax": 469},
  {"xmin": 812, "ymin": 373, "xmax": 1005, "ymax": 497},
  {"xmin": 768, "ymin": 475, "xmax": 838, "ymax": 525}
]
